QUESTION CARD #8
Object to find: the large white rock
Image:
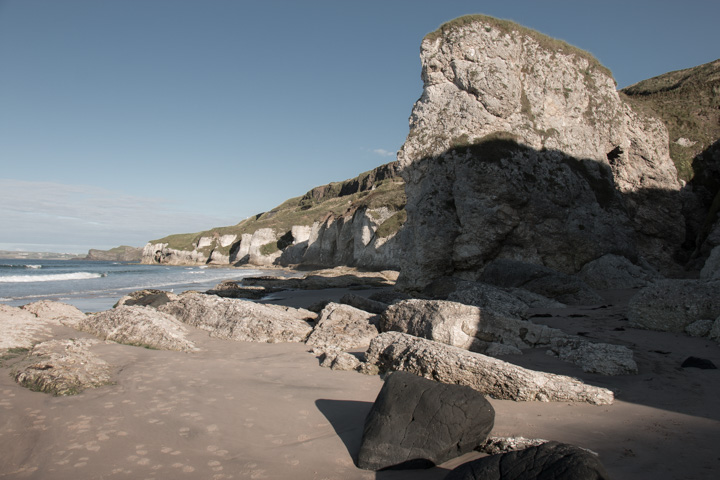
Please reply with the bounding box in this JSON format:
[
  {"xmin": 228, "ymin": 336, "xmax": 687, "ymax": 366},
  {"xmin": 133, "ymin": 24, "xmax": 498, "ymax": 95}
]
[
  {"xmin": 306, "ymin": 303, "xmax": 379, "ymax": 352},
  {"xmin": 79, "ymin": 305, "xmax": 198, "ymax": 352},
  {"xmin": 13, "ymin": 338, "xmax": 113, "ymax": 396},
  {"xmin": 366, "ymin": 332, "xmax": 614, "ymax": 405},
  {"xmin": 159, "ymin": 292, "xmax": 315, "ymax": 343},
  {"xmin": 380, "ymin": 299, "xmax": 560, "ymax": 353}
]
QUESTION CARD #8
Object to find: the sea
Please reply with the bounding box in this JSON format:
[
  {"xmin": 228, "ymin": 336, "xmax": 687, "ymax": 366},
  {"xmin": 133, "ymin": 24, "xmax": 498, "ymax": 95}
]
[{"xmin": 0, "ymin": 259, "xmax": 274, "ymax": 312}]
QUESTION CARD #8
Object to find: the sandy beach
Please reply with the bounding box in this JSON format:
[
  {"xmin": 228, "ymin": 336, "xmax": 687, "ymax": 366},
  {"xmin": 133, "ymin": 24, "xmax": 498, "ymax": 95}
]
[{"xmin": 1, "ymin": 285, "xmax": 719, "ymax": 480}]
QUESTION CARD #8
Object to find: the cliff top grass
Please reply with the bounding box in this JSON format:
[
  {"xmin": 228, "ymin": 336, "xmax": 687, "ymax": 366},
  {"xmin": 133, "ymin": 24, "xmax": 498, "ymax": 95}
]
[
  {"xmin": 621, "ymin": 59, "xmax": 720, "ymax": 182},
  {"xmin": 424, "ymin": 14, "xmax": 613, "ymax": 80},
  {"xmin": 151, "ymin": 165, "xmax": 406, "ymax": 252}
]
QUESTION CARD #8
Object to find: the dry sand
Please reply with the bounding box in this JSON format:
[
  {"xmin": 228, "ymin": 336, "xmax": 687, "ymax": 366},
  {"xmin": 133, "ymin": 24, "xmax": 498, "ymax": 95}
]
[{"xmin": 1, "ymin": 286, "xmax": 719, "ymax": 479}]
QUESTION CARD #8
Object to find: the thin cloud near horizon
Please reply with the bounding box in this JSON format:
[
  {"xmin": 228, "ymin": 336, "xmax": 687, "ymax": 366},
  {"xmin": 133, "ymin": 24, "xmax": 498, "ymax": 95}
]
[
  {"xmin": 0, "ymin": 179, "xmax": 240, "ymax": 253},
  {"xmin": 372, "ymin": 148, "xmax": 397, "ymax": 158}
]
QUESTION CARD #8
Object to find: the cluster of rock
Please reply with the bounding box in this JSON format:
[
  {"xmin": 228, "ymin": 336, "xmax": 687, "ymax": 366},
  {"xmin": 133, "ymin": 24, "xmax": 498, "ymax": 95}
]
[
  {"xmin": 0, "ymin": 258, "xmax": 672, "ymax": 476},
  {"xmin": 628, "ymin": 278, "xmax": 720, "ymax": 341},
  {"xmin": 1, "ymin": 259, "xmax": 639, "ymax": 404},
  {"xmin": 0, "ymin": 301, "xmax": 111, "ymax": 395},
  {"xmin": 354, "ymin": 370, "xmax": 610, "ymax": 477}
]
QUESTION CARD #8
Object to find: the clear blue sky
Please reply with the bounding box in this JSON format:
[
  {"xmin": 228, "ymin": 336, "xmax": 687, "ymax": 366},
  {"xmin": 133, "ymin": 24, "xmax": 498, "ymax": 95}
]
[{"xmin": 1, "ymin": 0, "xmax": 718, "ymax": 253}]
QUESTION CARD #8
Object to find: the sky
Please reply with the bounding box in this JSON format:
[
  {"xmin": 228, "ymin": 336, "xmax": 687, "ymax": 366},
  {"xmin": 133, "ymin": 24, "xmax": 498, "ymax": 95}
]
[{"xmin": 1, "ymin": 0, "xmax": 718, "ymax": 254}]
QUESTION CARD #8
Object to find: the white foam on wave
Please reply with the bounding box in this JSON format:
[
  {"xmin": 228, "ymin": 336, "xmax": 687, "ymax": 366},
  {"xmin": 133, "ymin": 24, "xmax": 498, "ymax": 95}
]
[{"xmin": 0, "ymin": 272, "xmax": 105, "ymax": 283}]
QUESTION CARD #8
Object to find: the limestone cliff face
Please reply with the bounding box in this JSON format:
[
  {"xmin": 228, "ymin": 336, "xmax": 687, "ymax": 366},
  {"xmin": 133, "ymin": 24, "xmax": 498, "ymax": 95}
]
[
  {"xmin": 621, "ymin": 59, "xmax": 720, "ymax": 267},
  {"xmin": 143, "ymin": 234, "xmax": 235, "ymax": 266},
  {"xmin": 142, "ymin": 162, "xmax": 405, "ymax": 270},
  {"xmin": 397, "ymin": 15, "xmax": 685, "ymax": 290},
  {"xmin": 84, "ymin": 246, "xmax": 143, "ymax": 262}
]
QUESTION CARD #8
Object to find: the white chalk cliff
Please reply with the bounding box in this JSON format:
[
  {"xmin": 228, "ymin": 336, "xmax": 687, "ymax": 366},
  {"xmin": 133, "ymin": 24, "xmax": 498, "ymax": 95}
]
[{"xmin": 396, "ymin": 15, "xmax": 685, "ymax": 289}]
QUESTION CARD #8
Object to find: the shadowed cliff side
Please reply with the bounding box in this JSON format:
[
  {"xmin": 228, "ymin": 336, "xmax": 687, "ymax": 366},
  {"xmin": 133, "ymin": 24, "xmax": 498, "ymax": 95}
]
[
  {"xmin": 395, "ymin": 15, "xmax": 687, "ymax": 290},
  {"xmin": 621, "ymin": 60, "xmax": 720, "ymax": 268},
  {"xmin": 396, "ymin": 138, "xmax": 684, "ymax": 291}
]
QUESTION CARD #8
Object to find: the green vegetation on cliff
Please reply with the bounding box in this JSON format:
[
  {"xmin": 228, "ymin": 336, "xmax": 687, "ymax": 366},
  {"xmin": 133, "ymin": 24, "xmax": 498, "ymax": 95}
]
[
  {"xmin": 621, "ymin": 59, "xmax": 720, "ymax": 182},
  {"xmin": 151, "ymin": 162, "xmax": 406, "ymax": 253},
  {"xmin": 424, "ymin": 14, "xmax": 613, "ymax": 79}
]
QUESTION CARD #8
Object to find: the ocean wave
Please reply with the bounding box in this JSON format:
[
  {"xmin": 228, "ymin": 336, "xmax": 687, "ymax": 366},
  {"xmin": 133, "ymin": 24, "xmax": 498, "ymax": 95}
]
[
  {"xmin": 0, "ymin": 272, "xmax": 106, "ymax": 283},
  {"xmin": 0, "ymin": 264, "xmax": 43, "ymax": 269}
]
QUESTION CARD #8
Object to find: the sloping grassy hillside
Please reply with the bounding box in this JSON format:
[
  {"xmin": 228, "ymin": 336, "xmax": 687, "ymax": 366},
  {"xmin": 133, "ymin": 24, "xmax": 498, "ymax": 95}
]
[
  {"xmin": 621, "ymin": 59, "xmax": 720, "ymax": 182},
  {"xmin": 150, "ymin": 162, "xmax": 406, "ymax": 252}
]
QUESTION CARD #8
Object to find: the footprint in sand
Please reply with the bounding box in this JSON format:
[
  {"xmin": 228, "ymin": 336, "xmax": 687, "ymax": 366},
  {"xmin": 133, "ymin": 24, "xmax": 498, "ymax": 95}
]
[
  {"xmin": 84, "ymin": 441, "xmax": 101, "ymax": 452},
  {"xmin": 207, "ymin": 446, "xmax": 229, "ymax": 457},
  {"xmin": 171, "ymin": 463, "xmax": 195, "ymax": 473}
]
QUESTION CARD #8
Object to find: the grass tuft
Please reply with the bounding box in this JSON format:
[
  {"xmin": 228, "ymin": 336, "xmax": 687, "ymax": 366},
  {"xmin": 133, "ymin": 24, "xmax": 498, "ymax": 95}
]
[{"xmin": 423, "ymin": 14, "xmax": 612, "ymax": 79}]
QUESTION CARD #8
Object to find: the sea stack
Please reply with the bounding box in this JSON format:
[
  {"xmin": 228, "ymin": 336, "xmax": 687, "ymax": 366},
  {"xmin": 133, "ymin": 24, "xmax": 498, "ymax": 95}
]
[{"xmin": 396, "ymin": 15, "xmax": 684, "ymax": 290}]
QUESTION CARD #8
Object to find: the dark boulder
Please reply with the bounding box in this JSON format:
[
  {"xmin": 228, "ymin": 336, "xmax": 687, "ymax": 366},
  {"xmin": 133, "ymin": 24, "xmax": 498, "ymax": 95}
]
[
  {"xmin": 357, "ymin": 371, "xmax": 495, "ymax": 470},
  {"xmin": 445, "ymin": 441, "xmax": 611, "ymax": 480}
]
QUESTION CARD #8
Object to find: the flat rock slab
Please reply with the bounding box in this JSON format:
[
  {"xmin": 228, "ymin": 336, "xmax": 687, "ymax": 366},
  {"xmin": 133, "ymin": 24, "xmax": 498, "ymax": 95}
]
[
  {"xmin": 366, "ymin": 332, "xmax": 614, "ymax": 405},
  {"xmin": 20, "ymin": 300, "xmax": 87, "ymax": 328},
  {"xmin": 357, "ymin": 371, "xmax": 494, "ymax": 471},
  {"xmin": 80, "ymin": 305, "xmax": 198, "ymax": 352},
  {"xmin": 159, "ymin": 292, "xmax": 315, "ymax": 343},
  {"xmin": 1, "ymin": 302, "xmax": 84, "ymax": 351},
  {"xmin": 445, "ymin": 441, "xmax": 611, "ymax": 480}
]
